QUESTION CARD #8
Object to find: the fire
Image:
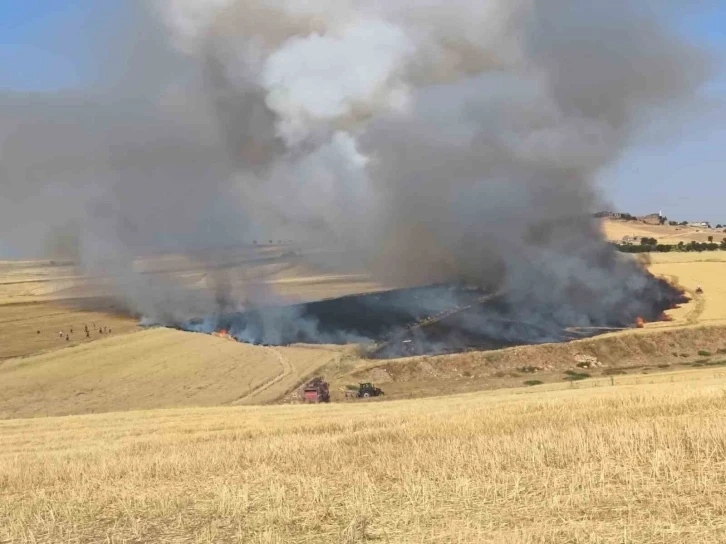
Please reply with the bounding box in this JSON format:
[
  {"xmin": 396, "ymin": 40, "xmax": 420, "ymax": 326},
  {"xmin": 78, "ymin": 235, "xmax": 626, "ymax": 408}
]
[
  {"xmin": 635, "ymin": 317, "xmax": 645, "ymax": 328},
  {"xmin": 212, "ymin": 329, "xmax": 236, "ymax": 341}
]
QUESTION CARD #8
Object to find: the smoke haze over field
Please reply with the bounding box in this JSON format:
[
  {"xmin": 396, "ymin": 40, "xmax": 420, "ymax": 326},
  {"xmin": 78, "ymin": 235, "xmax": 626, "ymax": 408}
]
[{"xmin": 0, "ymin": 1, "xmax": 714, "ymax": 336}]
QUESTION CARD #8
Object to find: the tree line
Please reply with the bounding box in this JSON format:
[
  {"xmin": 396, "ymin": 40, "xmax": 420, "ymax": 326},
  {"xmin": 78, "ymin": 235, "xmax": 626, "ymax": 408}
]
[{"xmin": 614, "ymin": 237, "xmax": 726, "ymax": 253}]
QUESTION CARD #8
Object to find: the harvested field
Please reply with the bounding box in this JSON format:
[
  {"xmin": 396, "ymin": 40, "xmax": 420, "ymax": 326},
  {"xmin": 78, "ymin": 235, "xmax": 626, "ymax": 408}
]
[
  {"xmin": 0, "ymin": 328, "xmax": 338, "ymax": 419},
  {"xmin": 3, "ymin": 369, "xmax": 726, "ymax": 543},
  {"xmin": 0, "ymin": 299, "xmax": 138, "ymax": 361},
  {"xmin": 648, "ymin": 252, "xmax": 726, "ymax": 325},
  {"xmin": 602, "ymin": 219, "xmax": 726, "ymax": 245}
]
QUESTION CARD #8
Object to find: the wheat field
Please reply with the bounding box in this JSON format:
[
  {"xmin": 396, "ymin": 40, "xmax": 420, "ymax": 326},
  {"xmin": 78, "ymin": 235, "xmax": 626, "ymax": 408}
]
[
  {"xmin": 601, "ymin": 219, "xmax": 725, "ymax": 245},
  {"xmin": 2, "ymin": 369, "xmax": 726, "ymax": 543},
  {"xmin": 0, "ymin": 328, "xmax": 339, "ymax": 419}
]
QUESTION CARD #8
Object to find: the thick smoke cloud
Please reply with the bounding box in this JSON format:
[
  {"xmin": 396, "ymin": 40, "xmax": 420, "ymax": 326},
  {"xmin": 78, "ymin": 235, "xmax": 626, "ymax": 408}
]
[{"xmin": 0, "ymin": 0, "xmax": 712, "ymax": 337}]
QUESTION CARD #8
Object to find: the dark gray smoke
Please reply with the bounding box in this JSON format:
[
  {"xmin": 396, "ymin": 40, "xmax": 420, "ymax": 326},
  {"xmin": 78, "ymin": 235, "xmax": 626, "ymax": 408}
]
[{"xmin": 0, "ymin": 0, "xmax": 714, "ymax": 343}]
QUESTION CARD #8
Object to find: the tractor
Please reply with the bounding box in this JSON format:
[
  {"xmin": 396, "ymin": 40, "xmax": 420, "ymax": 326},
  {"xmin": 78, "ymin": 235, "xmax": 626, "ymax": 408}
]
[{"xmin": 355, "ymin": 382, "xmax": 384, "ymax": 398}]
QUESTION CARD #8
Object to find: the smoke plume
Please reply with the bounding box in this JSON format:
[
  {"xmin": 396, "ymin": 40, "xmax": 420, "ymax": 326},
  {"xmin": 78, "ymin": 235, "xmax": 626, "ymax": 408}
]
[{"xmin": 0, "ymin": 1, "xmax": 713, "ymax": 342}]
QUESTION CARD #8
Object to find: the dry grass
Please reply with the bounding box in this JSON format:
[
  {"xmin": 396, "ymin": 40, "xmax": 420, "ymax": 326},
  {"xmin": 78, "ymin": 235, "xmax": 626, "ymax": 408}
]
[
  {"xmin": 602, "ymin": 219, "xmax": 726, "ymax": 245},
  {"xmin": 648, "ymin": 257, "xmax": 726, "ymax": 325},
  {"xmin": 0, "ymin": 256, "xmax": 386, "ymax": 307},
  {"xmin": 0, "ymin": 300, "xmax": 139, "ymax": 361},
  {"xmin": 0, "ymin": 329, "xmax": 339, "ymax": 419},
  {"xmin": 2, "ymin": 369, "xmax": 726, "ymax": 543}
]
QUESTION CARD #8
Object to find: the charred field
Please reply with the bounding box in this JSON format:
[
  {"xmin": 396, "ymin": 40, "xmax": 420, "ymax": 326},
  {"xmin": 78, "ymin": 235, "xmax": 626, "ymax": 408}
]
[{"xmin": 181, "ymin": 277, "xmax": 689, "ymax": 359}]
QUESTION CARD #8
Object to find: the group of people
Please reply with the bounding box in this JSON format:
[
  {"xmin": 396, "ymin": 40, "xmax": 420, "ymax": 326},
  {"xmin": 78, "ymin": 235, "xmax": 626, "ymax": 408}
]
[{"xmin": 36, "ymin": 323, "xmax": 113, "ymax": 341}]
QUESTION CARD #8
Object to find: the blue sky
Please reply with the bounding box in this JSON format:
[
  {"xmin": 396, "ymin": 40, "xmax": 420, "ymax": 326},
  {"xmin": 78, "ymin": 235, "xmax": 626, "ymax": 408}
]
[
  {"xmin": 0, "ymin": 1, "xmax": 101, "ymax": 90},
  {"xmin": 1, "ymin": 2, "xmax": 725, "ymax": 223},
  {"xmin": 602, "ymin": 4, "xmax": 726, "ymax": 224}
]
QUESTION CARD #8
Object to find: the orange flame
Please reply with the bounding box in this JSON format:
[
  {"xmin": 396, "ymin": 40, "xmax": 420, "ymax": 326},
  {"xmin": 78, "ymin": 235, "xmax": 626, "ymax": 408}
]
[
  {"xmin": 211, "ymin": 329, "xmax": 237, "ymax": 341},
  {"xmin": 635, "ymin": 317, "xmax": 645, "ymax": 328}
]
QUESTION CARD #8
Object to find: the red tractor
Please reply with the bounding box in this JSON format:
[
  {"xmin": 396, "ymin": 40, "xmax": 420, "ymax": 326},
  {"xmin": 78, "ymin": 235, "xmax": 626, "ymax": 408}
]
[{"xmin": 301, "ymin": 377, "xmax": 330, "ymax": 403}]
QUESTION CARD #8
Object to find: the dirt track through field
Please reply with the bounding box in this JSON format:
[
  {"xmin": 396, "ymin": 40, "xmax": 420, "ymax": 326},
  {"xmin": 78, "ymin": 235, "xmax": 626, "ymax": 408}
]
[{"xmin": 235, "ymin": 348, "xmax": 296, "ymax": 404}]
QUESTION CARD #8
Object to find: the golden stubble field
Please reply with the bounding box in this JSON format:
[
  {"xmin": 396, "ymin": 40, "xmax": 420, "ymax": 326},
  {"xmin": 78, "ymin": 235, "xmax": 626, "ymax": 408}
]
[
  {"xmin": 602, "ymin": 218, "xmax": 726, "ymax": 245},
  {"xmin": 2, "ymin": 369, "xmax": 726, "ymax": 543},
  {"xmin": 647, "ymin": 252, "xmax": 726, "ymax": 325},
  {"xmin": 0, "ymin": 328, "xmax": 341, "ymax": 419}
]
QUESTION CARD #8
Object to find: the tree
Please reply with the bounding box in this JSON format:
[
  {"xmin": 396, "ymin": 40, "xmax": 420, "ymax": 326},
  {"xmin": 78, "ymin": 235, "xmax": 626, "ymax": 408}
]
[{"xmin": 708, "ymin": 236, "xmax": 714, "ymax": 243}]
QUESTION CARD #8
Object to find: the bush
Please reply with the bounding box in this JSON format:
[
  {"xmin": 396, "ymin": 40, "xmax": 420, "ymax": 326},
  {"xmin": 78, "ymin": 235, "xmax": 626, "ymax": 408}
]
[
  {"xmin": 603, "ymin": 368, "xmax": 627, "ymax": 376},
  {"xmin": 523, "ymin": 380, "xmax": 543, "ymax": 387},
  {"xmin": 657, "ymin": 364, "xmax": 670, "ymax": 369},
  {"xmin": 698, "ymin": 350, "xmax": 712, "ymax": 357},
  {"xmin": 519, "ymin": 366, "xmax": 541, "ymax": 374},
  {"xmin": 717, "ymin": 348, "xmax": 726, "ymax": 355}
]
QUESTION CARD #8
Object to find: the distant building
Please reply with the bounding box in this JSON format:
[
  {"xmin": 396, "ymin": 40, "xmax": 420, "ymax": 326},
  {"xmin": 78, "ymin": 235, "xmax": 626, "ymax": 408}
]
[
  {"xmin": 688, "ymin": 222, "xmax": 710, "ymax": 228},
  {"xmin": 594, "ymin": 211, "xmax": 624, "ymax": 219}
]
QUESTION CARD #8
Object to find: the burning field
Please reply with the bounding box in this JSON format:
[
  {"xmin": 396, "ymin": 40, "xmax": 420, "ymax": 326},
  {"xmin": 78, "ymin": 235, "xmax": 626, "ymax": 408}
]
[{"xmin": 181, "ymin": 270, "xmax": 688, "ymax": 359}]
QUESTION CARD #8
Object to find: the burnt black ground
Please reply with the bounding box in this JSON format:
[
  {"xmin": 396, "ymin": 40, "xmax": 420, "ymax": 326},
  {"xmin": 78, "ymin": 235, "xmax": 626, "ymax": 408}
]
[{"xmin": 182, "ymin": 278, "xmax": 688, "ymax": 359}]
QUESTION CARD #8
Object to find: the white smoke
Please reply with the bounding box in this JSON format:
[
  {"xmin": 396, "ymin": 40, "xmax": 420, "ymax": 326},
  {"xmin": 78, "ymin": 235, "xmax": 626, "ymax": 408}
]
[{"xmin": 262, "ymin": 19, "xmax": 414, "ymax": 144}]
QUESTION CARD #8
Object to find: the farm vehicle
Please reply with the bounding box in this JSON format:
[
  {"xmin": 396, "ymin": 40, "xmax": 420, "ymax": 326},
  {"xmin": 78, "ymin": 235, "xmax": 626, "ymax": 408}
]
[{"xmin": 345, "ymin": 382, "xmax": 385, "ymax": 399}]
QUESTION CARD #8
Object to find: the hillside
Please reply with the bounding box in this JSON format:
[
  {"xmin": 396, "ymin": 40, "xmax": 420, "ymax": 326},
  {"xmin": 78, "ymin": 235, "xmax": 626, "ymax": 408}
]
[
  {"xmin": 0, "ymin": 328, "xmax": 339, "ymax": 419},
  {"xmin": 3, "ymin": 369, "xmax": 726, "ymax": 543}
]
